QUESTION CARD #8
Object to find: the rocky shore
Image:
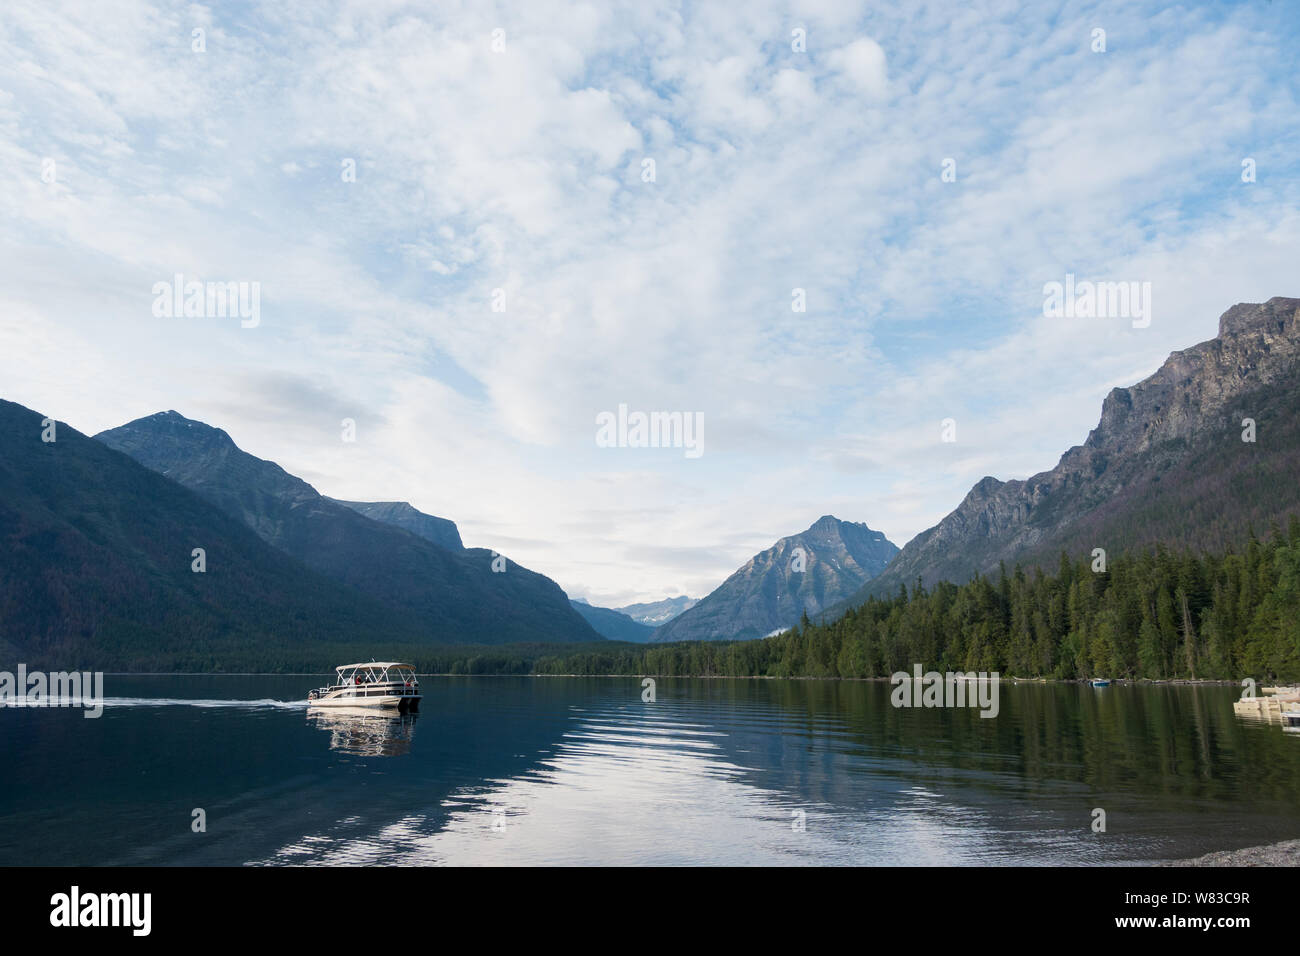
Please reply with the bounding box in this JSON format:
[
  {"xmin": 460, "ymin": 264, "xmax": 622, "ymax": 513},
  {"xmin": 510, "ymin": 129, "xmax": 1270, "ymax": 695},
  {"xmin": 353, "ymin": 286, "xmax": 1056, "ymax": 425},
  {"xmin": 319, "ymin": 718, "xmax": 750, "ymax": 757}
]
[{"xmin": 1164, "ymin": 839, "xmax": 1300, "ymax": 866}]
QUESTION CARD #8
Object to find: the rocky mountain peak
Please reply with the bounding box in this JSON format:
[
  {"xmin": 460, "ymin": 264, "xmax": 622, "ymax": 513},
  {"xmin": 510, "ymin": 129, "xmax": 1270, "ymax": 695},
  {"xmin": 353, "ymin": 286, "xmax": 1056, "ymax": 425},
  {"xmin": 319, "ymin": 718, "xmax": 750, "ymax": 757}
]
[
  {"xmin": 653, "ymin": 516, "xmax": 899, "ymax": 642},
  {"xmin": 1087, "ymin": 297, "xmax": 1300, "ymax": 457},
  {"xmin": 1217, "ymin": 296, "xmax": 1300, "ymax": 338},
  {"xmin": 843, "ymin": 294, "xmax": 1300, "ymax": 606}
]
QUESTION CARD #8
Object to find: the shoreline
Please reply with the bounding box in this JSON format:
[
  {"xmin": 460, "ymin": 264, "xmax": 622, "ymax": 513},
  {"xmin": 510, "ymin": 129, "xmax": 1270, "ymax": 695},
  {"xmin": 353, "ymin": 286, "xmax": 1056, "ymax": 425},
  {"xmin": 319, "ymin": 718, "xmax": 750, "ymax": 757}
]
[
  {"xmin": 82, "ymin": 672, "xmax": 1246, "ymax": 684},
  {"xmin": 1163, "ymin": 838, "xmax": 1300, "ymax": 866}
]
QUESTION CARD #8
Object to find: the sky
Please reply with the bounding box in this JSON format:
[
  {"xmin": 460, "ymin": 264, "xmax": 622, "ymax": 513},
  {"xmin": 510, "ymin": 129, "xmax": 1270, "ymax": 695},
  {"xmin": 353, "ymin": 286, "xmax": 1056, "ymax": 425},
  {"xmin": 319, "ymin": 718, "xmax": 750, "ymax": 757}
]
[{"xmin": 1, "ymin": 0, "xmax": 1298, "ymax": 608}]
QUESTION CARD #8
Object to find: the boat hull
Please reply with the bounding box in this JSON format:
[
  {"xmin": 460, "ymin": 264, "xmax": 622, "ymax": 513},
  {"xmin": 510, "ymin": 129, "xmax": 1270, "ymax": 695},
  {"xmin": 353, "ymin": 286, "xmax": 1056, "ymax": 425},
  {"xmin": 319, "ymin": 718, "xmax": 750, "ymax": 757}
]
[
  {"xmin": 309, "ymin": 693, "xmax": 404, "ymax": 709},
  {"xmin": 308, "ymin": 690, "xmax": 421, "ymax": 709}
]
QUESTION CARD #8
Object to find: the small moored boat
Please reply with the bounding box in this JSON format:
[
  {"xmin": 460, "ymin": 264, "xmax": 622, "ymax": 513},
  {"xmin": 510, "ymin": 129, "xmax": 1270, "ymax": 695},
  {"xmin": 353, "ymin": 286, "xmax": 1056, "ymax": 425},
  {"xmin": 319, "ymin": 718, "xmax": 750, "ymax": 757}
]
[
  {"xmin": 307, "ymin": 662, "xmax": 421, "ymax": 712},
  {"xmin": 1091, "ymin": 679, "xmax": 1112, "ymax": 687}
]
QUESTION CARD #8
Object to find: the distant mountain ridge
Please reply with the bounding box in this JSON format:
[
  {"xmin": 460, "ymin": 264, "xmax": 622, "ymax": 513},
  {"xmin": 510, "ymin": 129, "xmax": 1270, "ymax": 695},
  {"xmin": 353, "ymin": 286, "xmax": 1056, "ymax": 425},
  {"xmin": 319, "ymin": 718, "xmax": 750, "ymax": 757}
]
[
  {"xmin": 95, "ymin": 411, "xmax": 598, "ymax": 645},
  {"xmin": 845, "ymin": 296, "xmax": 1300, "ymax": 607},
  {"xmin": 615, "ymin": 595, "xmax": 697, "ymax": 625},
  {"xmin": 569, "ymin": 600, "xmax": 656, "ymax": 642},
  {"xmin": 654, "ymin": 516, "xmax": 899, "ymax": 642}
]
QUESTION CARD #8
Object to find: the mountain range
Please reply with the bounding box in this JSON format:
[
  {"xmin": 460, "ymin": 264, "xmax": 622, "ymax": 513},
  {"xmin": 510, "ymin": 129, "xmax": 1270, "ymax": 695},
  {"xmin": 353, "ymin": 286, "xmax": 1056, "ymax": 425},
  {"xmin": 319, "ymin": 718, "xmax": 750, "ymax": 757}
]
[
  {"xmin": 92, "ymin": 411, "xmax": 597, "ymax": 648},
  {"xmin": 653, "ymin": 516, "xmax": 899, "ymax": 642},
  {"xmin": 0, "ymin": 400, "xmax": 437, "ymax": 668},
  {"xmin": 614, "ymin": 596, "xmax": 697, "ymax": 625},
  {"xmin": 4, "ymin": 295, "xmax": 1297, "ymax": 668}
]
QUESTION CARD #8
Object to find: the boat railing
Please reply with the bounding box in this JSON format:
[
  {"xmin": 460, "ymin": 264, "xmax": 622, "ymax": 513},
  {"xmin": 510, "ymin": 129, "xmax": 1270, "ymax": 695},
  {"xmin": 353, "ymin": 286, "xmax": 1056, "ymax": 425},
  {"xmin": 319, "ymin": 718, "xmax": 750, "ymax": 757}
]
[{"xmin": 310, "ymin": 681, "xmax": 419, "ymax": 697}]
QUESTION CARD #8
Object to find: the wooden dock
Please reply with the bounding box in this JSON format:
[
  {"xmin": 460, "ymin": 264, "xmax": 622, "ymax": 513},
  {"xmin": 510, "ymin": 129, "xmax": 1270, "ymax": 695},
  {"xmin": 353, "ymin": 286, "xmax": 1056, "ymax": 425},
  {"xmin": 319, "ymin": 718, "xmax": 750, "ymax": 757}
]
[{"xmin": 1234, "ymin": 686, "xmax": 1300, "ymax": 724}]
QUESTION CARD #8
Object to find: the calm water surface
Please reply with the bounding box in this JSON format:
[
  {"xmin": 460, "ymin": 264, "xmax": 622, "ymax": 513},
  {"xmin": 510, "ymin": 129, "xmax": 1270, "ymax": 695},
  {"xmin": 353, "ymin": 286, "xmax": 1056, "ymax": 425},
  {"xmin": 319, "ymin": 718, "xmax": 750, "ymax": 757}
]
[{"xmin": 2, "ymin": 676, "xmax": 1298, "ymax": 865}]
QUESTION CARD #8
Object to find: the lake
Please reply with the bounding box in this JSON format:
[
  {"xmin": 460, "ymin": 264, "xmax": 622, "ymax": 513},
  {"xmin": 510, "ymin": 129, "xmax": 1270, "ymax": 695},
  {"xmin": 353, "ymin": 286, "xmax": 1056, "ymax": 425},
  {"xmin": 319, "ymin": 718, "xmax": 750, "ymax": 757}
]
[{"xmin": 2, "ymin": 676, "xmax": 1298, "ymax": 865}]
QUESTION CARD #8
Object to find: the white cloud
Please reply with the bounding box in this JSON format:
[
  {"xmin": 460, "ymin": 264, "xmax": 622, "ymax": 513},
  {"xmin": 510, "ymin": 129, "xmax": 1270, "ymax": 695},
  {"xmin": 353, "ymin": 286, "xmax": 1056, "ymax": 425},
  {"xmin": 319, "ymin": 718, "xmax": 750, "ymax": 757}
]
[{"xmin": 828, "ymin": 37, "xmax": 888, "ymax": 99}]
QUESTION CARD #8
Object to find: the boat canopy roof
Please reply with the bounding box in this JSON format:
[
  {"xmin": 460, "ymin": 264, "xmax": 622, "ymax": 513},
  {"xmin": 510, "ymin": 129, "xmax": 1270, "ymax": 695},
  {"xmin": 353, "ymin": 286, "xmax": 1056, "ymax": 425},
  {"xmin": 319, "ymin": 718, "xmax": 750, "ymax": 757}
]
[{"xmin": 335, "ymin": 662, "xmax": 416, "ymax": 672}]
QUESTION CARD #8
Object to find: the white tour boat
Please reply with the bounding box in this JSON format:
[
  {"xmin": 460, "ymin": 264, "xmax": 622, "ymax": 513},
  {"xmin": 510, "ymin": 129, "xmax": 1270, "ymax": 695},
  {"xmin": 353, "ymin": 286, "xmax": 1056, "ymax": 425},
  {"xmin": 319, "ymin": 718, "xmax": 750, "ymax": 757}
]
[{"xmin": 307, "ymin": 662, "xmax": 421, "ymax": 712}]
